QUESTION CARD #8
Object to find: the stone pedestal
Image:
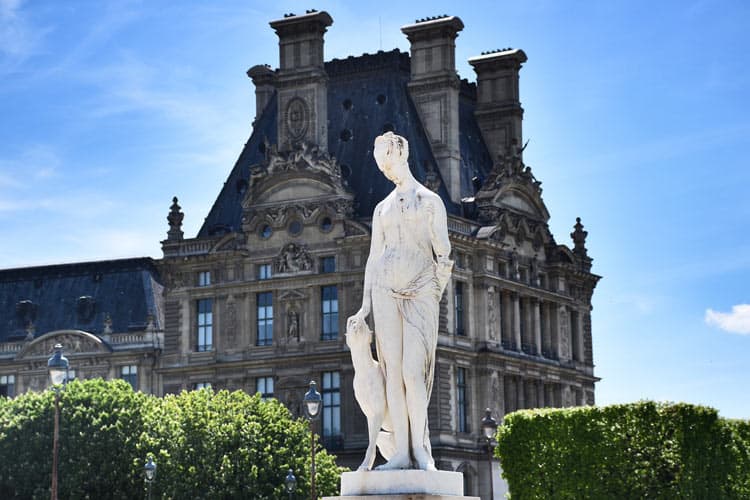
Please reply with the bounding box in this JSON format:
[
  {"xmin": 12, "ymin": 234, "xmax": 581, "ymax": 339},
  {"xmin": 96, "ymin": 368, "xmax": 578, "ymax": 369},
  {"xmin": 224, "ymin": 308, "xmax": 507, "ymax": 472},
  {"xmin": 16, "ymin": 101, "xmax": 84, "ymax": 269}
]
[
  {"xmin": 325, "ymin": 496, "xmax": 479, "ymax": 500},
  {"xmin": 321, "ymin": 470, "xmax": 479, "ymax": 500}
]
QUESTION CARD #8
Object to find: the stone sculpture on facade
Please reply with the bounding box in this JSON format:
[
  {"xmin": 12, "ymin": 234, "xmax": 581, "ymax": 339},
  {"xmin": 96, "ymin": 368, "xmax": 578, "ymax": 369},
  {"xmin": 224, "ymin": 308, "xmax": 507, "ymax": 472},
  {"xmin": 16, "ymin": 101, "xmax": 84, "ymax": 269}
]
[{"xmin": 348, "ymin": 132, "xmax": 453, "ymax": 471}]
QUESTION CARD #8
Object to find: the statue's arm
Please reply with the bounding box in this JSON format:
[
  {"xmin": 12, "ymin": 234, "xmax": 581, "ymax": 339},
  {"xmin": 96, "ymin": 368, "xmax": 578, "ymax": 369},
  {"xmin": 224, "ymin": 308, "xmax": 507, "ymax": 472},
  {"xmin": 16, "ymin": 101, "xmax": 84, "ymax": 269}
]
[
  {"xmin": 428, "ymin": 194, "xmax": 453, "ymax": 293},
  {"xmin": 359, "ymin": 204, "xmax": 385, "ymax": 319}
]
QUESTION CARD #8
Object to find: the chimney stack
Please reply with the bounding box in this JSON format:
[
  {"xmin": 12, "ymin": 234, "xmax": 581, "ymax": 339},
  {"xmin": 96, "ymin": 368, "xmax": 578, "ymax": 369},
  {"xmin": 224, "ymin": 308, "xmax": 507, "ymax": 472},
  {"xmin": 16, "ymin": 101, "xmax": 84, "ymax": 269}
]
[
  {"xmin": 401, "ymin": 16, "xmax": 464, "ymax": 204},
  {"xmin": 468, "ymin": 49, "xmax": 527, "ymax": 162},
  {"xmin": 247, "ymin": 64, "xmax": 276, "ymax": 126},
  {"xmin": 269, "ymin": 10, "xmax": 333, "ymax": 151}
]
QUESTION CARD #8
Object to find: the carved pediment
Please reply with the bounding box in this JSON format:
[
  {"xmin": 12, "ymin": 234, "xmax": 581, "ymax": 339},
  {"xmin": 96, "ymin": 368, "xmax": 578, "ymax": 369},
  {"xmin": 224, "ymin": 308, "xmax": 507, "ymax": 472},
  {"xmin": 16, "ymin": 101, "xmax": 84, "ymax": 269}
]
[
  {"xmin": 476, "ymin": 145, "xmax": 550, "ymax": 224},
  {"xmin": 279, "ymin": 289, "xmax": 308, "ymax": 301},
  {"xmin": 17, "ymin": 330, "xmax": 111, "ymax": 359},
  {"xmin": 246, "ymin": 141, "xmax": 350, "ymax": 203}
]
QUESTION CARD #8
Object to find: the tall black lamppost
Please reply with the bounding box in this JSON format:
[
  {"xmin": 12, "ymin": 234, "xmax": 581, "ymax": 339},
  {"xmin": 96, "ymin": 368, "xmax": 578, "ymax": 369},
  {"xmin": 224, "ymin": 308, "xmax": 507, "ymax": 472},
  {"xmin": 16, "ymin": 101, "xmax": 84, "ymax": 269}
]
[
  {"xmin": 303, "ymin": 381, "xmax": 322, "ymax": 500},
  {"xmin": 47, "ymin": 344, "xmax": 69, "ymax": 500},
  {"xmin": 481, "ymin": 408, "xmax": 498, "ymax": 500},
  {"xmin": 144, "ymin": 456, "xmax": 157, "ymax": 500},
  {"xmin": 285, "ymin": 468, "xmax": 297, "ymax": 500}
]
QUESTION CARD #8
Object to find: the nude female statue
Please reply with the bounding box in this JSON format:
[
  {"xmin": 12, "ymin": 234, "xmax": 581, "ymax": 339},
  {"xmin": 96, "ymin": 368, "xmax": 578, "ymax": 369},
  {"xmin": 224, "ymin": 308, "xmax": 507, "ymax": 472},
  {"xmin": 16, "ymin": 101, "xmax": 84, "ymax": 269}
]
[{"xmin": 348, "ymin": 132, "xmax": 453, "ymax": 471}]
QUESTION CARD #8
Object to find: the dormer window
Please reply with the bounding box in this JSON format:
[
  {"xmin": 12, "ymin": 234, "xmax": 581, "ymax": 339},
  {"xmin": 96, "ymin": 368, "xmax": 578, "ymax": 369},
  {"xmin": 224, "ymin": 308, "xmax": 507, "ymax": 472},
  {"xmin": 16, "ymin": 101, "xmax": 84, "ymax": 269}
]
[{"xmin": 76, "ymin": 296, "xmax": 96, "ymax": 323}]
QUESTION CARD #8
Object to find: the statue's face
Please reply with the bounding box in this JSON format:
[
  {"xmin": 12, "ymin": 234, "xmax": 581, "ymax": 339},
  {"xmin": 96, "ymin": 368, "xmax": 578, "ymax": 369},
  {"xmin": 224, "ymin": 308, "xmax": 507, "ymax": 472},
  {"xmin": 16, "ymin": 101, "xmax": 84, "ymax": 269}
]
[{"xmin": 374, "ymin": 135, "xmax": 408, "ymax": 184}]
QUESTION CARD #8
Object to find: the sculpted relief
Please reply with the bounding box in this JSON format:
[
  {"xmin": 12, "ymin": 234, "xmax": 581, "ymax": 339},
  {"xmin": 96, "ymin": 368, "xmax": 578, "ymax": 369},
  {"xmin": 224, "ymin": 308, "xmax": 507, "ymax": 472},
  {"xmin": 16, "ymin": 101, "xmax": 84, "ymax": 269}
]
[
  {"xmin": 347, "ymin": 133, "xmax": 453, "ymax": 471},
  {"xmin": 274, "ymin": 243, "xmax": 313, "ymax": 275}
]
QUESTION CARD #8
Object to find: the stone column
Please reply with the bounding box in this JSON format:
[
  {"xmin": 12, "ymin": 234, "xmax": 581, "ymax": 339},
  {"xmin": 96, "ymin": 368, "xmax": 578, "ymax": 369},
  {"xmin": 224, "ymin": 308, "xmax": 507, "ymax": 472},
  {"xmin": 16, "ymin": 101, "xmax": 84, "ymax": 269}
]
[
  {"xmin": 537, "ymin": 380, "xmax": 545, "ymax": 407},
  {"xmin": 576, "ymin": 309, "xmax": 585, "ymax": 362},
  {"xmin": 516, "ymin": 376, "xmax": 525, "ymax": 410},
  {"xmin": 504, "ymin": 376, "xmax": 514, "ymax": 413},
  {"xmin": 512, "ymin": 292, "xmax": 521, "ymax": 351},
  {"xmin": 532, "ymin": 298, "xmax": 542, "ymax": 356}
]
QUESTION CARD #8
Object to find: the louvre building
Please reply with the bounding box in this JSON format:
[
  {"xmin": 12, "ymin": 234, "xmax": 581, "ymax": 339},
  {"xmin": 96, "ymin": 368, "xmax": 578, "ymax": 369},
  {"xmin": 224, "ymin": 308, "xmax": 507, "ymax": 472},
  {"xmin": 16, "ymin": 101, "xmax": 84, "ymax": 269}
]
[{"xmin": 0, "ymin": 10, "xmax": 599, "ymax": 498}]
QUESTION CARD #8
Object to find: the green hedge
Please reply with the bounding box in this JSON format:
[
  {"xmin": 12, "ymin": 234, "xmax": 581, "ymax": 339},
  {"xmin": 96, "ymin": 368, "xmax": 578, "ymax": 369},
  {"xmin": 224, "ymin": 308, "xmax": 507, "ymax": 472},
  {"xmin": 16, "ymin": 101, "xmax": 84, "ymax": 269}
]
[
  {"xmin": 0, "ymin": 379, "xmax": 344, "ymax": 499},
  {"xmin": 495, "ymin": 401, "xmax": 750, "ymax": 499}
]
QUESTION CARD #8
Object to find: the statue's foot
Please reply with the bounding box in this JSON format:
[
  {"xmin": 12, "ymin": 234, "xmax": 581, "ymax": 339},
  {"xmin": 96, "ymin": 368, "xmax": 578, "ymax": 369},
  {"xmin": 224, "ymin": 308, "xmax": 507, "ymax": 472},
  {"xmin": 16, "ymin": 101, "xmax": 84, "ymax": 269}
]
[
  {"xmin": 357, "ymin": 464, "xmax": 371, "ymax": 471},
  {"xmin": 413, "ymin": 448, "xmax": 437, "ymax": 471},
  {"xmin": 375, "ymin": 453, "xmax": 411, "ymax": 470}
]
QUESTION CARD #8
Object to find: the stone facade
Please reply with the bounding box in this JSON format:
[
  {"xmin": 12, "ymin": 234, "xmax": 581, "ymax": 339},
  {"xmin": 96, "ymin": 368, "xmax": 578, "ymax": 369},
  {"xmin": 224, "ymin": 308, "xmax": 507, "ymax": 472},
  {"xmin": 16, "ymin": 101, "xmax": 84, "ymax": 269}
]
[{"xmin": 0, "ymin": 10, "xmax": 599, "ymax": 499}]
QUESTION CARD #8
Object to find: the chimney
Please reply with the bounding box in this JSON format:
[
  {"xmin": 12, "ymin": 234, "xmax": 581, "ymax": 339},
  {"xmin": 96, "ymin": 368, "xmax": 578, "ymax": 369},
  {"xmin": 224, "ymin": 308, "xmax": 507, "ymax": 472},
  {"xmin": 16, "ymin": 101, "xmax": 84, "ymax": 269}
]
[
  {"xmin": 401, "ymin": 15, "xmax": 464, "ymax": 204},
  {"xmin": 247, "ymin": 64, "xmax": 276, "ymax": 126},
  {"xmin": 269, "ymin": 10, "xmax": 333, "ymax": 151},
  {"xmin": 468, "ymin": 48, "xmax": 527, "ymax": 162}
]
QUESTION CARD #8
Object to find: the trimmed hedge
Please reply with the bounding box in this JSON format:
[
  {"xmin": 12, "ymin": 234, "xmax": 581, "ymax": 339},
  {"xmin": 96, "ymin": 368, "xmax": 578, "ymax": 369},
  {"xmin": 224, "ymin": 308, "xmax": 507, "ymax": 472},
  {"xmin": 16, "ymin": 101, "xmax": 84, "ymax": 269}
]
[
  {"xmin": 496, "ymin": 401, "xmax": 750, "ymax": 499},
  {"xmin": 0, "ymin": 379, "xmax": 344, "ymax": 499}
]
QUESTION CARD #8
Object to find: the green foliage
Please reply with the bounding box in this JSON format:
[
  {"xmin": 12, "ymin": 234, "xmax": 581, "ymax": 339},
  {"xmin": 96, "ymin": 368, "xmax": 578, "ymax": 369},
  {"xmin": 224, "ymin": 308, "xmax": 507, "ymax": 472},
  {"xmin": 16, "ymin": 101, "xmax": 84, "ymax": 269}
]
[
  {"xmin": 0, "ymin": 380, "xmax": 344, "ymax": 499},
  {"xmin": 495, "ymin": 401, "xmax": 750, "ymax": 500}
]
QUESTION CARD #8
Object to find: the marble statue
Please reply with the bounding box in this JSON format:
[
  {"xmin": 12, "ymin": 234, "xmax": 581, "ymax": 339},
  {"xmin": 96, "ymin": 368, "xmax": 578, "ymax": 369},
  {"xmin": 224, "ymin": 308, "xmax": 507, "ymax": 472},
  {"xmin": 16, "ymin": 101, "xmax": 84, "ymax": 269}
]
[{"xmin": 347, "ymin": 132, "xmax": 453, "ymax": 471}]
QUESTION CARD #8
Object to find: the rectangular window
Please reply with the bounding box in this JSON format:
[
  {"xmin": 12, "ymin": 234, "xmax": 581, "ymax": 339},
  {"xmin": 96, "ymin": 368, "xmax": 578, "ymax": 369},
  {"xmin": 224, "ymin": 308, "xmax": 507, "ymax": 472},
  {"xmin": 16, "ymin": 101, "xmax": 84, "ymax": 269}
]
[
  {"xmin": 0, "ymin": 375, "xmax": 15, "ymax": 398},
  {"xmin": 256, "ymin": 376, "xmax": 274, "ymax": 400},
  {"xmin": 196, "ymin": 298, "xmax": 213, "ymax": 351},
  {"xmin": 321, "ymin": 285, "xmax": 339, "ymax": 340},
  {"xmin": 120, "ymin": 365, "xmax": 137, "ymax": 391},
  {"xmin": 257, "ymin": 292, "xmax": 273, "ymax": 346},
  {"xmin": 322, "ymin": 371, "xmax": 341, "ymax": 442},
  {"xmin": 457, "ymin": 367, "xmax": 469, "ymax": 433},
  {"xmin": 193, "ymin": 382, "xmax": 211, "ymax": 390},
  {"xmin": 198, "ymin": 271, "xmax": 211, "ymax": 287},
  {"xmin": 321, "ymin": 256, "xmax": 336, "ymax": 273},
  {"xmin": 258, "ymin": 263, "xmax": 272, "ymax": 280},
  {"xmin": 454, "ymin": 282, "xmax": 465, "ymax": 336}
]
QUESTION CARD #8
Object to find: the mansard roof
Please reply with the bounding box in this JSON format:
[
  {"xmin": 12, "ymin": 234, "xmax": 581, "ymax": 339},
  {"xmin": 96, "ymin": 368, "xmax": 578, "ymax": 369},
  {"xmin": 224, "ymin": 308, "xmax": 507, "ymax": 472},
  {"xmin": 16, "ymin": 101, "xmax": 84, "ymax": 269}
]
[
  {"xmin": 0, "ymin": 258, "xmax": 163, "ymax": 343},
  {"xmin": 198, "ymin": 49, "xmax": 493, "ymax": 238}
]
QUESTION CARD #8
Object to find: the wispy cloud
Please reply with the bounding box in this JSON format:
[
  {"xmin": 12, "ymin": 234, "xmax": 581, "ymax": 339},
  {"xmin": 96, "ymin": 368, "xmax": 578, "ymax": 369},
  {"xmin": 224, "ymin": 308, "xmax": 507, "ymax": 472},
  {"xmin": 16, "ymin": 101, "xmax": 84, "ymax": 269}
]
[
  {"xmin": 0, "ymin": 0, "xmax": 50, "ymax": 65},
  {"xmin": 705, "ymin": 304, "xmax": 750, "ymax": 335}
]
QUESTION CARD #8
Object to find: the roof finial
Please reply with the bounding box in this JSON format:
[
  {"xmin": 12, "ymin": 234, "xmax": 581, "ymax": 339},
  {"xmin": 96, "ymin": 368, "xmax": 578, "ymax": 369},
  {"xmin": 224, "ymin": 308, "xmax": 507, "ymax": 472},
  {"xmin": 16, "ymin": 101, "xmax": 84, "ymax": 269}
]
[
  {"xmin": 167, "ymin": 196, "xmax": 184, "ymax": 241},
  {"xmin": 571, "ymin": 217, "xmax": 588, "ymax": 258}
]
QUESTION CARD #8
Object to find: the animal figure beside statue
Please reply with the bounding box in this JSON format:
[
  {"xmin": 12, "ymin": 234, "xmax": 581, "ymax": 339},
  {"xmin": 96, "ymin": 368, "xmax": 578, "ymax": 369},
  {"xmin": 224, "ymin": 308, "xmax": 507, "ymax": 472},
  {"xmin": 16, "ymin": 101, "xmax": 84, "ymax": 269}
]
[{"xmin": 345, "ymin": 315, "xmax": 395, "ymax": 470}]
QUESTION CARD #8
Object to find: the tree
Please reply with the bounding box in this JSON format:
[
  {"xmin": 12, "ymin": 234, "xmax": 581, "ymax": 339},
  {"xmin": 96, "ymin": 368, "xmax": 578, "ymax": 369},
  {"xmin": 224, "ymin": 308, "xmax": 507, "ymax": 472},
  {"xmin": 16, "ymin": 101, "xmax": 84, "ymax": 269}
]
[{"xmin": 0, "ymin": 379, "xmax": 344, "ymax": 499}]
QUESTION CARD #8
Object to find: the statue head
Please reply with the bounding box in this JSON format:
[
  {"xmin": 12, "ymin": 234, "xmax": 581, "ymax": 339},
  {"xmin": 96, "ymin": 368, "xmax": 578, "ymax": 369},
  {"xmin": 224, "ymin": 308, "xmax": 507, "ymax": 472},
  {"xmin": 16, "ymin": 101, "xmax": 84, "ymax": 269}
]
[{"xmin": 374, "ymin": 132, "xmax": 410, "ymax": 183}]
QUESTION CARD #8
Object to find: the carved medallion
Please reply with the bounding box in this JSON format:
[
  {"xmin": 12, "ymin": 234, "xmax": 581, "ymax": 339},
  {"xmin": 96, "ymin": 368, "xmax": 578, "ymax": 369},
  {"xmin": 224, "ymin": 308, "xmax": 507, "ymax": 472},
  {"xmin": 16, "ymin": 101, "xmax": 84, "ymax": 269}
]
[{"xmin": 285, "ymin": 97, "xmax": 309, "ymax": 142}]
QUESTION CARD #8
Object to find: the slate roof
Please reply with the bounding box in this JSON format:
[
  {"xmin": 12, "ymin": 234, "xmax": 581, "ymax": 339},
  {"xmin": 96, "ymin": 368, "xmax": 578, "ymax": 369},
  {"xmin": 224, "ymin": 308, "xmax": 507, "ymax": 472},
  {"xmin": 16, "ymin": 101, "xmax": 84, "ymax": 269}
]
[
  {"xmin": 0, "ymin": 258, "xmax": 163, "ymax": 343},
  {"xmin": 198, "ymin": 49, "xmax": 493, "ymax": 238}
]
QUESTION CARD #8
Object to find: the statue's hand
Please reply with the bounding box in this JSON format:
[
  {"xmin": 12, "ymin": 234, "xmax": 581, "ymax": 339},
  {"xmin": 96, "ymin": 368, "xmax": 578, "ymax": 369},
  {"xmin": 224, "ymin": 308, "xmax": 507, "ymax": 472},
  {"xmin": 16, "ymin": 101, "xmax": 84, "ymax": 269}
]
[{"xmin": 348, "ymin": 307, "xmax": 369, "ymax": 332}]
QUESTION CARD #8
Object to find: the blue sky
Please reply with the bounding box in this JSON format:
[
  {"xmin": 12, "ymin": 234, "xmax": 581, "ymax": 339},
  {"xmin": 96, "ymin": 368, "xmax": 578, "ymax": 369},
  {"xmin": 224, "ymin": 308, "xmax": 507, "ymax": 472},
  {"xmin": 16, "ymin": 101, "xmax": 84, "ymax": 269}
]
[{"xmin": 1, "ymin": 0, "xmax": 749, "ymax": 418}]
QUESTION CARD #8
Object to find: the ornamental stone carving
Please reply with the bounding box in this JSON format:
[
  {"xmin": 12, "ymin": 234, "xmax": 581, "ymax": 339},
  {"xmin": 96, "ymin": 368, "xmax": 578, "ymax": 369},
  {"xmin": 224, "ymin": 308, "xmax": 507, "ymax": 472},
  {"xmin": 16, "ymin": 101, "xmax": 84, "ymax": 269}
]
[
  {"xmin": 274, "ymin": 243, "xmax": 313, "ymax": 275},
  {"xmin": 17, "ymin": 330, "xmax": 110, "ymax": 359},
  {"xmin": 251, "ymin": 141, "xmax": 342, "ymax": 186},
  {"xmin": 285, "ymin": 97, "xmax": 310, "ymax": 142}
]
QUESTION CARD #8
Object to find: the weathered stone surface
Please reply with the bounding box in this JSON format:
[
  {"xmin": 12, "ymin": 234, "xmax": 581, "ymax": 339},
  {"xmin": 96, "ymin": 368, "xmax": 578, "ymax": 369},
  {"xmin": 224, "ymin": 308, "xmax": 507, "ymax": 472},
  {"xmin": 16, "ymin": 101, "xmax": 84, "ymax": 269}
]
[{"xmin": 339, "ymin": 469, "xmax": 466, "ymax": 496}]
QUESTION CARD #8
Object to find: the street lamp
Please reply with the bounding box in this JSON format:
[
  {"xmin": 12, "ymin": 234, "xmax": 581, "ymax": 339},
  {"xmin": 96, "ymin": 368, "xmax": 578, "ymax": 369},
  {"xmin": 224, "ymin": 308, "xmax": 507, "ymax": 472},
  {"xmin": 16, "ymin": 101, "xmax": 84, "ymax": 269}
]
[
  {"xmin": 47, "ymin": 343, "xmax": 69, "ymax": 500},
  {"xmin": 481, "ymin": 408, "xmax": 498, "ymax": 500},
  {"xmin": 144, "ymin": 456, "xmax": 156, "ymax": 500},
  {"xmin": 285, "ymin": 468, "xmax": 297, "ymax": 500},
  {"xmin": 303, "ymin": 381, "xmax": 322, "ymax": 500}
]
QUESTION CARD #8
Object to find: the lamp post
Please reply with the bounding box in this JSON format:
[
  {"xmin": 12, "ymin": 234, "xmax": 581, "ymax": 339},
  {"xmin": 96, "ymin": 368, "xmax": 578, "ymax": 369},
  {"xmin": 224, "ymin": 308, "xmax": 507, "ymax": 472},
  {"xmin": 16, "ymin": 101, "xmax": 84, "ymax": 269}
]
[
  {"xmin": 144, "ymin": 456, "xmax": 156, "ymax": 500},
  {"xmin": 303, "ymin": 381, "xmax": 322, "ymax": 500},
  {"xmin": 285, "ymin": 468, "xmax": 297, "ymax": 500},
  {"xmin": 481, "ymin": 408, "xmax": 498, "ymax": 500},
  {"xmin": 47, "ymin": 344, "xmax": 69, "ymax": 500}
]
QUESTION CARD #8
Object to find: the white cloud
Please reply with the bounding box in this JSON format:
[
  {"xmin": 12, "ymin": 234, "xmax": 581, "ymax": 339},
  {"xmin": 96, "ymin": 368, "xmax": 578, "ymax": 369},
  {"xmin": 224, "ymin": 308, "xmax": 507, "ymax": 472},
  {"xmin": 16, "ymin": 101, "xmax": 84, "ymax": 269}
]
[{"xmin": 705, "ymin": 304, "xmax": 750, "ymax": 335}]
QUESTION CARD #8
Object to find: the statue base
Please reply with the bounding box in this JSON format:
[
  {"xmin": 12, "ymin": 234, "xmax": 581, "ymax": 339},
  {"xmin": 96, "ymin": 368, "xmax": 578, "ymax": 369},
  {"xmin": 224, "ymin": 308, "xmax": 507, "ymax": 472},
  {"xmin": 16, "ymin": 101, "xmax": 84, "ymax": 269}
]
[
  {"xmin": 324, "ymin": 496, "xmax": 479, "ymax": 500},
  {"xmin": 322, "ymin": 469, "xmax": 478, "ymax": 498}
]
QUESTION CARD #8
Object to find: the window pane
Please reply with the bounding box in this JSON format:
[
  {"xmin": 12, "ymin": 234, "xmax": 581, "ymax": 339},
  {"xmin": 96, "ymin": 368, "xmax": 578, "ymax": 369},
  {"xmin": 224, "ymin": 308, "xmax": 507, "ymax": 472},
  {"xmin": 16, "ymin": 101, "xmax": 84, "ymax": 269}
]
[
  {"xmin": 322, "ymin": 371, "xmax": 341, "ymax": 439},
  {"xmin": 197, "ymin": 299, "xmax": 213, "ymax": 351},
  {"xmin": 321, "ymin": 286, "xmax": 339, "ymax": 340},
  {"xmin": 257, "ymin": 292, "xmax": 273, "ymax": 345}
]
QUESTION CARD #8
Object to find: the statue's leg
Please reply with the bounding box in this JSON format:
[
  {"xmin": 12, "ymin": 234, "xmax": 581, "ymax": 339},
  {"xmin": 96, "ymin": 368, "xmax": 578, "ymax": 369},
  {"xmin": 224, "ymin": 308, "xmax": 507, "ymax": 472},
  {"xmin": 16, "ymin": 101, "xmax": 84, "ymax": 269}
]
[
  {"xmin": 372, "ymin": 288, "xmax": 410, "ymax": 469},
  {"xmin": 402, "ymin": 319, "xmax": 436, "ymax": 471}
]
